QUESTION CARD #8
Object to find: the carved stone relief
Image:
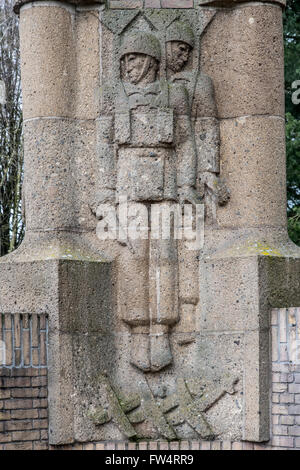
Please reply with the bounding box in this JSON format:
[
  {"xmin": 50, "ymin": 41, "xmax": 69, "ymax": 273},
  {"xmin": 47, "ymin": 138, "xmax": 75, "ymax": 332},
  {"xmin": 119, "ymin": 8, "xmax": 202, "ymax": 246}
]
[
  {"xmin": 88, "ymin": 374, "xmax": 239, "ymax": 440},
  {"xmin": 90, "ymin": 8, "xmax": 233, "ymax": 438}
]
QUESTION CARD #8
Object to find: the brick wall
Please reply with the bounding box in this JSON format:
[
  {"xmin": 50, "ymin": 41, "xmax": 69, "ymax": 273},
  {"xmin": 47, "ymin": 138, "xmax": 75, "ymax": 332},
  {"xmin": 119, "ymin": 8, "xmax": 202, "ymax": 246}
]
[
  {"xmin": 0, "ymin": 313, "xmax": 48, "ymax": 450},
  {"xmin": 1, "ymin": 309, "xmax": 300, "ymax": 450},
  {"xmin": 271, "ymin": 307, "xmax": 300, "ymax": 449}
]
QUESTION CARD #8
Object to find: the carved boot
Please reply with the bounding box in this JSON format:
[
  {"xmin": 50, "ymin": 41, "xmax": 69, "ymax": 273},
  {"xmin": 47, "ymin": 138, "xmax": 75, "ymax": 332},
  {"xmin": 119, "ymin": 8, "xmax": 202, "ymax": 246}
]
[
  {"xmin": 130, "ymin": 327, "xmax": 151, "ymax": 372},
  {"xmin": 150, "ymin": 324, "xmax": 173, "ymax": 372}
]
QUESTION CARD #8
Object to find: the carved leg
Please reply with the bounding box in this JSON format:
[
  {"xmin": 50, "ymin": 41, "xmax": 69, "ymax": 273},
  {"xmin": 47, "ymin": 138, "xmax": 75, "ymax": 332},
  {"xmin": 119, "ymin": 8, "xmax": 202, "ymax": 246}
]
[
  {"xmin": 176, "ymin": 239, "xmax": 199, "ymax": 345},
  {"xmin": 118, "ymin": 237, "xmax": 151, "ymax": 371},
  {"xmin": 149, "ymin": 233, "xmax": 179, "ymax": 372}
]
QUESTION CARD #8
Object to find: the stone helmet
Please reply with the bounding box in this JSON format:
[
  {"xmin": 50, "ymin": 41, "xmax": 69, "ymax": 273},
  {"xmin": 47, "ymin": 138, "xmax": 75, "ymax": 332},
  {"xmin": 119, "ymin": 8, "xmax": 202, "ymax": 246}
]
[
  {"xmin": 166, "ymin": 21, "xmax": 195, "ymax": 49},
  {"xmin": 120, "ymin": 32, "xmax": 161, "ymax": 62}
]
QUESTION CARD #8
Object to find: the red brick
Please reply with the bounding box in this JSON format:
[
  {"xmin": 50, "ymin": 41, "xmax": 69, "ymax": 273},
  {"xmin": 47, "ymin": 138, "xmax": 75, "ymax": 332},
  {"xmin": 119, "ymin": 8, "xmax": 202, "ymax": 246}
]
[
  {"xmin": 288, "ymin": 405, "xmax": 300, "ymax": 415},
  {"xmin": 12, "ymin": 368, "xmax": 41, "ymax": 377},
  {"xmin": 32, "ymin": 419, "xmax": 48, "ymax": 429},
  {"xmin": 73, "ymin": 443, "xmax": 84, "ymax": 450},
  {"xmin": 289, "ymin": 384, "xmax": 300, "ymax": 393},
  {"xmin": 12, "ymin": 430, "xmax": 40, "ymax": 441},
  {"xmin": 272, "ymin": 404, "xmax": 288, "ymax": 415},
  {"xmin": 221, "ymin": 441, "xmax": 231, "ymax": 450},
  {"xmin": 4, "ymin": 399, "xmax": 33, "ymax": 410},
  {"xmin": 295, "ymin": 394, "xmax": 300, "ymax": 404},
  {"xmin": 295, "ymin": 438, "xmax": 300, "ymax": 449},
  {"xmin": 0, "ymin": 410, "xmax": 11, "ymax": 421},
  {"xmin": 33, "ymin": 399, "xmax": 48, "ymax": 408},
  {"xmin": 159, "ymin": 442, "xmax": 168, "ymax": 450},
  {"xmin": 0, "ymin": 433, "xmax": 12, "ymax": 443},
  {"xmin": 138, "ymin": 442, "xmax": 147, "ymax": 450},
  {"xmin": 33, "ymin": 441, "xmax": 48, "ymax": 450},
  {"xmin": 95, "ymin": 443, "xmax": 105, "ymax": 450},
  {"xmin": 11, "ymin": 388, "xmax": 40, "ymax": 398},
  {"xmin": 31, "ymin": 377, "xmax": 47, "ymax": 387},
  {"xmin": 38, "ymin": 388, "xmax": 48, "ymax": 398},
  {"xmin": 11, "ymin": 409, "xmax": 38, "ymax": 420},
  {"xmin": 0, "ymin": 389, "xmax": 11, "ymax": 400},
  {"xmin": 110, "ymin": 0, "xmax": 142, "ymax": 8},
  {"xmin": 39, "ymin": 409, "xmax": 48, "ymax": 419},
  {"xmin": 145, "ymin": 0, "xmax": 160, "ymax": 7},
  {"xmin": 280, "ymin": 393, "xmax": 294, "ymax": 404},
  {"xmin": 6, "ymin": 420, "xmax": 33, "ymax": 431},
  {"xmin": 242, "ymin": 442, "xmax": 254, "ymax": 450},
  {"xmin": 0, "ymin": 369, "xmax": 12, "ymax": 377},
  {"xmin": 288, "ymin": 426, "xmax": 300, "ymax": 437},
  {"xmin": 211, "ymin": 441, "xmax": 221, "ymax": 450},
  {"xmin": 201, "ymin": 441, "xmax": 211, "ymax": 450},
  {"xmin": 180, "ymin": 441, "xmax": 189, "ymax": 450},
  {"xmin": 5, "ymin": 441, "xmax": 33, "ymax": 450},
  {"xmin": 191, "ymin": 440, "xmax": 200, "ymax": 450},
  {"xmin": 272, "ymin": 436, "xmax": 294, "ymax": 447},
  {"xmin": 273, "ymin": 383, "xmax": 287, "ymax": 393},
  {"xmin": 161, "ymin": 0, "xmax": 193, "ymax": 7},
  {"xmin": 3, "ymin": 377, "xmax": 31, "ymax": 388},
  {"xmin": 170, "ymin": 442, "xmax": 179, "ymax": 450},
  {"xmin": 83, "ymin": 443, "xmax": 94, "ymax": 450},
  {"xmin": 281, "ymin": 416, "xmax": 294, "ymax": 425},
  {"xmin": 231, "ymin": 442, "xmax": 242, "ymax": 450},
  {"xmin": 149, "ymin": 441, "xmax": 158, "ymax": 450},
  {"xmin": 273, "ymin": 425, "xmax": 288, "ymax": 436},
  {"xmin": 40, "ymin": 429, "xmax": 48, "ymax": 440}
]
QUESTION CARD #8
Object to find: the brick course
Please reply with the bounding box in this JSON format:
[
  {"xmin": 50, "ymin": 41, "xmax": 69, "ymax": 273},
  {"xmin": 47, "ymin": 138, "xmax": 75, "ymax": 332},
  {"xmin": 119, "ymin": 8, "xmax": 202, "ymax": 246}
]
[{"xmin": 0, "ymin": 314, "xmax": 48, "ymax": 451}]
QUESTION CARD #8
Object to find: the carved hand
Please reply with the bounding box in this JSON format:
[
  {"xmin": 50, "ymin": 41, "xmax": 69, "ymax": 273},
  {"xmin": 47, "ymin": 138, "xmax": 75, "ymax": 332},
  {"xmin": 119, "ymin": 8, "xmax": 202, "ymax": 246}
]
[
  {"xmin": 178, "ymin": 185, "xmax": 203, "ymax": 207},
  {"xmin": 199, "ymin": 172, "xmax": 230, "ymax": 206}
]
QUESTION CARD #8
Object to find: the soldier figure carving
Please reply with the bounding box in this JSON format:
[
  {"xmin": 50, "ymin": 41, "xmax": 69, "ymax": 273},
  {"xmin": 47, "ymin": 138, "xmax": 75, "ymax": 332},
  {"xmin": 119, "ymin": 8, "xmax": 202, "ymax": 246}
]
[{"xmin": 96, "ymin": 26, "xmax": 225, "ymax": 373}]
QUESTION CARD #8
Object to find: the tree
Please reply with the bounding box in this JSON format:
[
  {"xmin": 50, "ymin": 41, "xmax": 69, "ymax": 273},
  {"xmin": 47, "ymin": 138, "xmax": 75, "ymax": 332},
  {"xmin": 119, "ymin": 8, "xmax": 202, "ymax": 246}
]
[
  {"xmin": 0, "ymin": 0, "xmax": 24, "ymax": 256},
  {"xmin": 284, "ymin": 0, "xmax": 300, "ymax": 245}
]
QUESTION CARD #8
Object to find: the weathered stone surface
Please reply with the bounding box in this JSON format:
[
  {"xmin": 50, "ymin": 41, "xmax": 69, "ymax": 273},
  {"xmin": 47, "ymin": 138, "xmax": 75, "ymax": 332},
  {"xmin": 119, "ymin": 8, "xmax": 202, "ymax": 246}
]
[
  {"xmin": 14, "ymin": 0, "xmax": 104, "ymax": 14},
  {"xmin": 218, "ymin": 115, "xmax": 287, "ymax": 229},
  {"xmin": 24, "ymin": 118, "xmax": 97, "ymax": 232},
  {"xmin": 201, "ymin": 4, "xmax": 285, "ymax": 119},
  {"xmin": 75, "ymin": 10, "xmax": 100, "ymax": 120},
  {"xmin": 19, "ymin": 4, "xmax": 76, "ymax": 120}
]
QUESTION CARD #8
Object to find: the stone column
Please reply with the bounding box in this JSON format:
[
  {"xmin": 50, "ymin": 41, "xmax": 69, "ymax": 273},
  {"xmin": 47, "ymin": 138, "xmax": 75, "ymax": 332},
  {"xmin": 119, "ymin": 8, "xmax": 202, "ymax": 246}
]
[{"xmin": 198, "ymin": 0, "xmax": 300, "ymax": 441}]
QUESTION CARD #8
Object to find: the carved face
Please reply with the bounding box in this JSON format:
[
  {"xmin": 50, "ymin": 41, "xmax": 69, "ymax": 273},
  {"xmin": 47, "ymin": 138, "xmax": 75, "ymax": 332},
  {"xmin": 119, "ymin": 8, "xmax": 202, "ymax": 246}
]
[
  {"xmin": 122, "ymin": 53, "xmax": 158, "ymax": 85},
  {"xmin": 166, "ymin": 41, "xmax": 191, "ymax": 73}
]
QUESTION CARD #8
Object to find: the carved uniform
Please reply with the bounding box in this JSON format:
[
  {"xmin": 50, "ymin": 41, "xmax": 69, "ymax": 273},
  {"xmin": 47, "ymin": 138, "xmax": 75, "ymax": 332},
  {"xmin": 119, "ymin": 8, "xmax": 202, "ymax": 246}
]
[{"xmin": 113, "ymin": 76, "xmax": 196, "ymax": 372}]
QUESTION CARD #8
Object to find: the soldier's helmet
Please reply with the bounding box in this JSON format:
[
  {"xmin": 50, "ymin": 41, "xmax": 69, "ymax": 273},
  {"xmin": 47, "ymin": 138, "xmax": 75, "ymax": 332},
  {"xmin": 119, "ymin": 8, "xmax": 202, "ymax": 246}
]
[
  {"xmin": 120, "ymin": 32, "xmax": 161, "ymax": 62},
  {"xmin": 166, "ymin": 21, "xmax": 195, "ymax": 49}
]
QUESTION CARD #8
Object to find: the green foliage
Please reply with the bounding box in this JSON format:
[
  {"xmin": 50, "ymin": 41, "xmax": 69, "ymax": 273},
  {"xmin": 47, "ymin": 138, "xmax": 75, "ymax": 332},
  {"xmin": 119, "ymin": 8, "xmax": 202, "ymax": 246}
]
[
  {"xmin": 284, "ymin": 0, "xmax": 300, "ymax": 245},
  {"xmin": 0, "ymin": 0, "xmax": 24, "ymax": 256}
]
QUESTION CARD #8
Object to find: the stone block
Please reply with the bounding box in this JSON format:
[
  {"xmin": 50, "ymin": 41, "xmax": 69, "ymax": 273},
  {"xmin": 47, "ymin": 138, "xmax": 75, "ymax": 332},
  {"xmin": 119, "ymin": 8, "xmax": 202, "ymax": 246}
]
[
  {"xmin": 201, "ymin": 4, "xmax": 284, "ymax": 119},
  {"xmin": 20, "ymin": 4, "xmax": 76, "ymax": 119},
  {"xmin": 75, "ymin": 10, "xmax": 100, "ymax": 119},
  {"xmin": 24, "ymin": 118, "xmax": 97, "ymax": 233},
  {"xmin": 218, "ymin": 115, "xmax": 286, "ymax": 230}
]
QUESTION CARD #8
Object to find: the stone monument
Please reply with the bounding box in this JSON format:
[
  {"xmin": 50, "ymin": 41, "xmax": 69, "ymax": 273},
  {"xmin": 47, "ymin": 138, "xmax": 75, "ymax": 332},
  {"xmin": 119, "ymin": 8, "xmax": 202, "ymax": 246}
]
[{"xmin": 0, "ymin": 0, "xmax": 299, "ymax": 447}]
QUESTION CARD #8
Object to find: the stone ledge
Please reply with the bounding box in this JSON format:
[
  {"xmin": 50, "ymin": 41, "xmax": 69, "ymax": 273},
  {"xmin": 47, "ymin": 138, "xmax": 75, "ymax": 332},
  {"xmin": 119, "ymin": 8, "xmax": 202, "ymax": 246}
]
[{"xmin": 14, "ymin": 0, "xmax": 104, "ymax": 14}]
